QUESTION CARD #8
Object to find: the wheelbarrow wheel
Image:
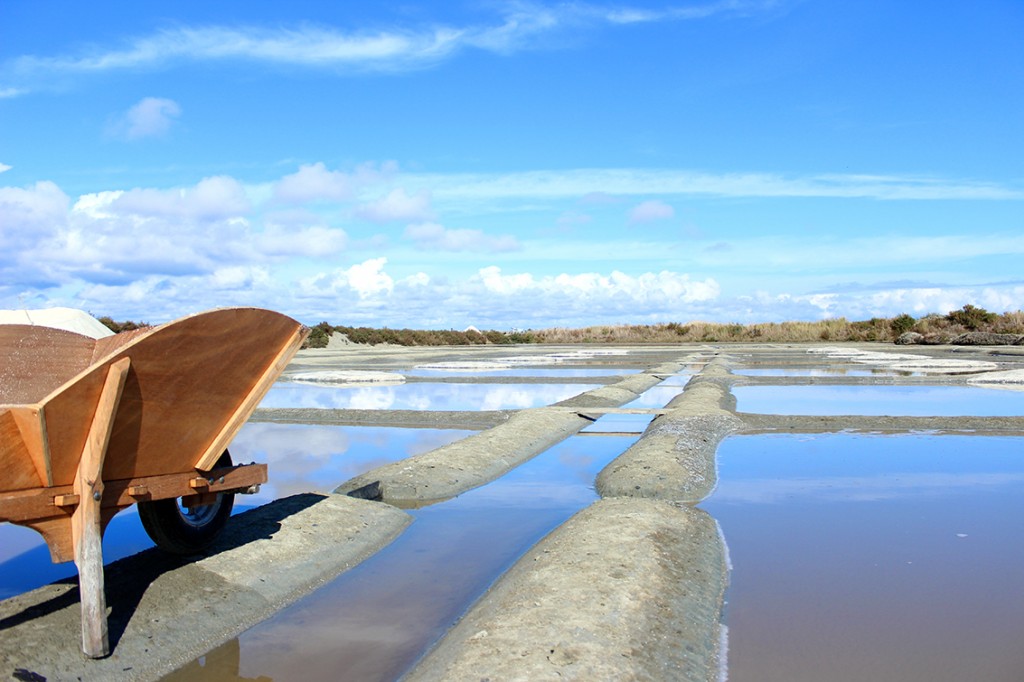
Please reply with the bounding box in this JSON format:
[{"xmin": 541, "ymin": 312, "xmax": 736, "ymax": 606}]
[{"xmin": 138, "ymin": 451, "xmax": 235, "ymax": 555}]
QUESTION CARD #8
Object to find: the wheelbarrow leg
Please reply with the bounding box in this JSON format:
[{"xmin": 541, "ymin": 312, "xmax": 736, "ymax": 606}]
[{"xmin": 71, "ymin": 357, "xmax": 130, "ymax": 658}]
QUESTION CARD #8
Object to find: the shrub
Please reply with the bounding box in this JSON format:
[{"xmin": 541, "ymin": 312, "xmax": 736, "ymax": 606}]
[
  {"xmin": 303, "ymin": 322, "xmax": 332, "ymax": 349},
  {"xmin": 947, "ymin": 304, "xmax": 996, "ymax": 331},
  {"xmin": 484, "ymin": 330, "xmax": 510, "ymax": 344},
  {"xmin": 890, "ymin": 313, "xmax": 915, "ymax": 336},
  {"xmin": 95, "ymin": 315, "xmax": 149, "ymax": 333}
]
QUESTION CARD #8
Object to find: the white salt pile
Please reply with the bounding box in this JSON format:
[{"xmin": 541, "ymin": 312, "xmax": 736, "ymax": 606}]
[{"xmin": 0, "ymin": 307, "xmax": 114, "ymax": 339}]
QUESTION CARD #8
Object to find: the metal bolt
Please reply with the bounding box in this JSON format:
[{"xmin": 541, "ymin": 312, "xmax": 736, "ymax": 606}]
[
  {"xmin": 93, "ymin": 492, "xmax": 102, "ymax": 501},
  {"xmin": 219, "ymin": 476, "xmax": 225, "ymax": 484}
]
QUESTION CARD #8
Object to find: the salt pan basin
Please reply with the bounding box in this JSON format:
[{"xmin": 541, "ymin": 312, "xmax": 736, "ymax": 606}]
[
  {"xmin": 260, "ymin": 382, "xmax": 602, "ymax": 410},
  {"xmin": 164, "ymin": 435, "xmax": 638, "ymax": 681},
  {"xmin": 703, "ymin": 433, "xmax": 1024, "ymax": 682},
  {"xmin": 735, "ymin": 384, "xmax": 1024, "ymax": 416}
]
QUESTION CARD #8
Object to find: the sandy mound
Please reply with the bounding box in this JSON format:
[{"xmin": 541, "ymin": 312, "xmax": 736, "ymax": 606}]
[{"xmin": 0, "ymin": 307, "xmax": 113, "ymax": 339}]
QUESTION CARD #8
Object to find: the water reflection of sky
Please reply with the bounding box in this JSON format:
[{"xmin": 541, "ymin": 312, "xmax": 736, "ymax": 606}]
[
  {"xmin": 0, "ymin": 425, "xmax": 472, "ymax": 600},
  {"xmin": 734, "ymin": 368, "xmax": 917, "ymax": 377},
  {"xmin": 625, "ymin": 385, "xmax": 686, "ymax": 408},
  {"xmin": 404, "ymin": 367, "xmax": 641, "ymax": 377},
  {"xmin": 0, "ymin": 511, "xmax": 156, "ymax": 600},
  {"xmin": 708, "ymin": 433, "xmax": 1024, "ymax": 504},
  {"xmin": 167, "ymin": 435, "xmax": 638, "ymax": 682},
  {"xmin": 580, "ymin": 412, "xmax": 655, "ymax": 433},
  {"xmin": 734, "ymin": 384, "xmax": 1024, "ymax": 416},
  {"xmin": 261, "ymin": 382, "xmax": 600, "ymax": 410},
  {"xmin": 703, "ymin": 433, "xmax": 1024, "ymax": 682},
  {"xmin": 230, "ymin": 424, "xmax": 474, "ymax": 505}
]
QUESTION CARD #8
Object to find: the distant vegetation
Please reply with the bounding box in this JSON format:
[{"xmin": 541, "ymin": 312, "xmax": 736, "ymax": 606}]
[
  {"xmin": 302, "ymin": 322, "xmax": 539, "ymax": 348},
  {"xmin": 296, "ymin": 305, "xmax": 1024, "ymax": 348},
  {"xmin": 96, "ymin": 316, "xmax": 150, "ymax": 333}
]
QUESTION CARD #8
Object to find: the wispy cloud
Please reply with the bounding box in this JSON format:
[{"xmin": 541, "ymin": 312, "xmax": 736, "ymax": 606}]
[
  {"xmin": 1, "ymin": 2, "xmax": 780, "ymax": 94},
  {"xmin": 3, "ymin": 163, "xmax": 1021, "ymax": 327},
  {"xmin": 414, "ymin": 169, "xmax": 1024, "ymax": 202},
  {"xmin": 628, "ymin": 200, "xmax": 675, "ymax": 224},
  {"xmin": 356, "ymin": 188, "xmax": 434, "ymax": 223},
  {"xmin": 404, "ymin": 222, "xmax": 520, "ymax": 252},
  {"xmin": 106, "ymin": 97, "xmax": 182, "ymax": 140}
]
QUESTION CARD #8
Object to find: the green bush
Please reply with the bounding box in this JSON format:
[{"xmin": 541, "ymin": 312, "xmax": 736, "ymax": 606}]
[
  {"xmin": 890, "ymin": 313, "xmax": 916, "ymax": 336},
  {"xmin": 946, "ymin": 304, "xmax": 996, "ymax": 330},
  {"xmin": 302, "ymin": 321, "xmax": 333, "ymax": 348},
  {"xmin": 95, "ymin": 315, "xmax": 149, "ymax": 333}
]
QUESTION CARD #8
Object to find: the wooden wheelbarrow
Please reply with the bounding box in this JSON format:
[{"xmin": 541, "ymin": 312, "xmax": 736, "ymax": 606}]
[{"xmin": 0, "ymin": 308, "xmax": 308, "ymax": 658}]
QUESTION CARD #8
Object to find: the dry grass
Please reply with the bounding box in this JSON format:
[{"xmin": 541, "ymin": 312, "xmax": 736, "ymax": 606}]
[
  {"xmin": 98, "ymin": 306, "xmax": 1024, "ymax": 347},
  {"xmin": 302, "ymin": 307, "xmax": 1024, "ymax": 347},
  {"xmin": 531, "ymin": 309, "xmax": 1023, "ymax": 345}
]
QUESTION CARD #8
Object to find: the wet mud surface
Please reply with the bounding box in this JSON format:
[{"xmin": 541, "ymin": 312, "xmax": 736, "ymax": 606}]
[{"xmin": 2, "ymin": 342, "xmax": 1024, "ymax": 680}]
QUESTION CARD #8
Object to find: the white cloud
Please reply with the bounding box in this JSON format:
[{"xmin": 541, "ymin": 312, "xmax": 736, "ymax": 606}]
[
  {"xmin": 356, "ymin": 188, "xmax": 434, "ymax": 223},
  {"xmin": 257, "ymin": 224, "xmax": 348, "ymax": 258},
  {"xmin": 0, "ymin": 180, "xmax": 70, "ymax": 238},
  {"xmin": 303, "ymin": 257, "xmax": 395, "ymax": 299},
  {"xmin": 628, "ymin": 200, "xmax": 675, "ymax": 224},
  {"xmin": 556, "ymin": 210, "xmax": 592, "ymax": 228},
  {"xmin": 416, "ymin": 168, "xmax": 1023, "ymax": 202},
  {"xmin": 404, "ymin": 222, "xmax": 519, "ymax": 252},
  {"xmin": 4, "ymin": 165, "xmax": 1023, "ymax": 330},
  {"xmin": 695, "ymin": 233, "xmax": 1024, "ymax": 271},
  {"xmin": 108, "ymin": 97, "xmax": 182, "ymax": 140},
  {"xmin": 210, "ymin": 265, "xmax": 271, "ymax": 289},
  {"xmin": 0, "ymin": 163, "xmax": 11, "ymax": 173},
  {"xmin": 0, "ymin": 181, "xmax": 71, "ymax": 274},
  {"xmin": 476, "ymin": 266, "xmax": 720, "ymax": 304},
  {"xmin": 732, "ymin": 284, "xmax": 1024, "ymax": 324},
  {"xmin": 274, "ymin": 163, "xmax": 356, "ymax": 203},
  {"xmin": 2, "ymin": 3, "xmax": 776, "ymax": 93}
]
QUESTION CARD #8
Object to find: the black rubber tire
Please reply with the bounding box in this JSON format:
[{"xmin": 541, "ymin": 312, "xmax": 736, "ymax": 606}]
[{"xmin": 138, "ymin": 451, "xmax": 235, "ymax": 555}]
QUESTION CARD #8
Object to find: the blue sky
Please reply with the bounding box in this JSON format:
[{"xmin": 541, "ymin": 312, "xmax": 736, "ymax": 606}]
[{"xmin": 1, "ymin": 1, "xmax": 1022, "ymax": 329}]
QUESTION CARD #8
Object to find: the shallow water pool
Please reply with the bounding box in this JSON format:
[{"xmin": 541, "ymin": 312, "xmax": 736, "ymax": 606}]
[
  {"xmin": 734, "ymin": 367, "xmax": 917, "ymax": 377},
  {"xmin": 580, "ymin": 412, "xmax": 655, "ymax": 433},
  {"xmin": 404, "ymin": 367, "xmax": 641, "ymax": 377},
  {"xmin": 625, "ymin": 385, "xmax": 687, "ymax": 408},
  {"xmin": 163, "ymin": 434, "xmax": 638, "ymax": 682},
  {"xmin": 229, "ymin": 424, "xmax": 473, "ymax": 504},
  {"xmin": 260, "ymin": 382, "xmax": 601, "ymax": 410},
  {"xmin": 734, "ymin": 384, "xmax": 1024, "ymax": 416},
  {"xmin": 0, "ymin": 426, "xmax": 472, "ymax": 600},
  {"xmin": 702, "ymin": 433, "xmax": 1024, "ymax": 682}
]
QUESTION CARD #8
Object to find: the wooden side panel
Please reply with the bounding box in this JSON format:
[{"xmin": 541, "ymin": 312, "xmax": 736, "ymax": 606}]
[
  {"xmin": 11, "ymin": 406, "xmax": 51, "ymax": 486},
  {"xmin": 0, "ymin": 325, "xmax": 95, "ymax": 405},
  {"xmin": 22, "ymin": 515, "xmax": 75, "ymax": 563},
  {"xmin": 91, "ymin": 327, "xmax": 150, "ymax": 364},
  {"xmin": 41, "ymin": 308, "xmax": 305, "ymax": 485},
  {"xmin": 195, "ymin": 325, "xmax": 307, "ymax": 470},
  {"xmin": 0, "ymin": 407, "xmax": 45, "ymax": 491}
]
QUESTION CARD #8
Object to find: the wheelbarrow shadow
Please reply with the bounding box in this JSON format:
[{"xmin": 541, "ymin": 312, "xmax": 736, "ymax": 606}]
[{"xmin": 0, "ymin": 492, "xmax": 327, "ymax": 653}]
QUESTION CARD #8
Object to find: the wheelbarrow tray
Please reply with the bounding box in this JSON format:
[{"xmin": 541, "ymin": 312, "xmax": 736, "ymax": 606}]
[{"xmin": 0, "ymin": 307, "xmax": 308, "ymax": 562}]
